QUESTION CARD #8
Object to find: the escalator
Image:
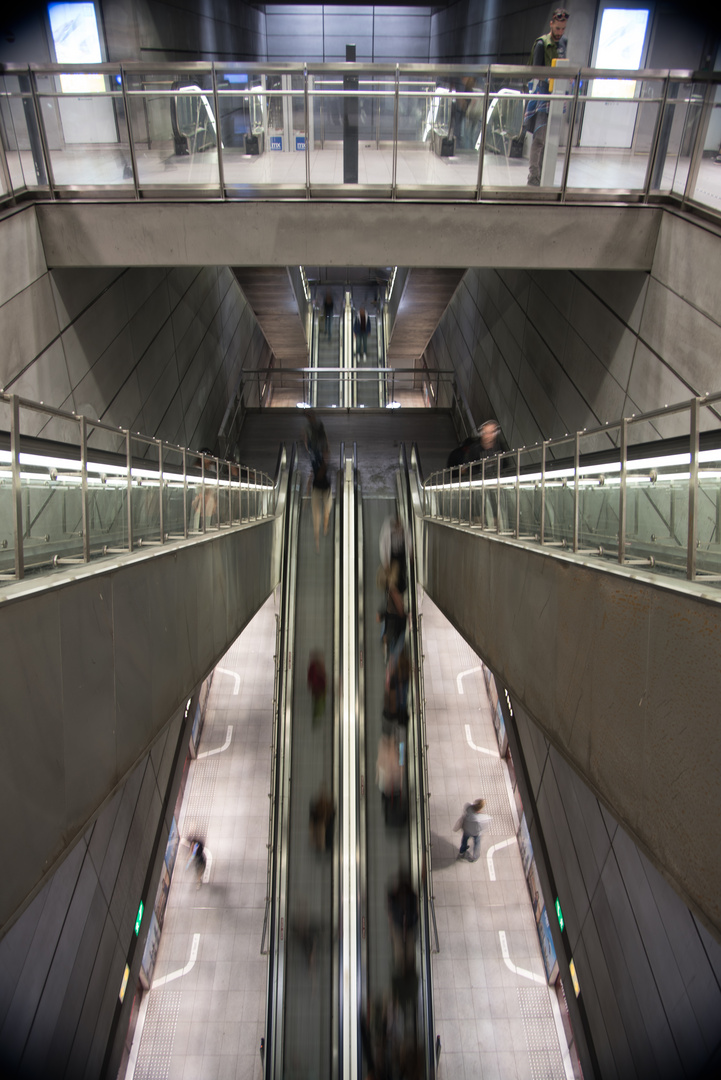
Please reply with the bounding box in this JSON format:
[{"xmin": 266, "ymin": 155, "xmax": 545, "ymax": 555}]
[
  {"xmin": 316, "ymin": 307, "xmax": 342, "ymax": 408},
  {"xmin": 265, "ymin": 441, "xmax": 436, "ymax": 1078}
]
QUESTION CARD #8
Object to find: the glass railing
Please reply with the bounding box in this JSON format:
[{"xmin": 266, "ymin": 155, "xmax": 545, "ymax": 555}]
[
  {"xmin": 1, "ymin": 62, "xmax": 720, "ymax": 218},
  {"xmin": 0, "ymin": 391, "xmax": 277, "ymax": 585},
  {"xmin": 423, "ymin": 392, "xmax": 721, "ymax": 588}
]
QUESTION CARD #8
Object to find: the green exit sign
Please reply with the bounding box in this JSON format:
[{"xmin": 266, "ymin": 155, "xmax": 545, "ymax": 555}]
[
  {"xmin": 134, "ymin": 900, "xmax": 144, "ymax": 936},
  {"xmin": 555, "ymin": 897, "xmax": 565, "ymax": 933}
]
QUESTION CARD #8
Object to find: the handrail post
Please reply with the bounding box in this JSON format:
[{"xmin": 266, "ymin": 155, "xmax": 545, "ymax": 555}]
[
  {"xmin": 480, "ymin": 457, "xmax": 485, "ymax": 530},
  {"xmin": 201, "ymin": 455, "xmax": 206, "ymax": 533},
  {"xmin": 304, "ymin": 66, "xmax": 311, "ymax": 196},
  {"xmin": 215, "ymin": 456, "xmax": 221, "ymax": 529},
  {"xmin": 476, "ymin": 75, "xmax": 490, "ymax": 199},
  {"xmin": 182, "ymin": 448, "xmax": 188, "ymax": 539},
  {"xmin": 559, "ymin": 70, "xmax": 580, "ymax": 202},
  {"xmin": 618, "ymin": 418, "xmax": 628, "ymax": 565},
  {"xmin": 515, "ymin": 448, "xmax": 521, "ymax": 539},
  {"xmin": 573, "ymin": 431, "xmax": 580, "ymax": 552},
  {"xmin": 80, "ymin": 414, "xmax": 90, "ymax": 562},
  {"xmin": 119, "ymin": 65, "xmax": 140, "ymax": 200},
  {"xmin": 126, "ymin": 430, "xmax": 134, "ymax": 552},
  {"xmin": 391, "ymin": 65, "xmax": 399, "ymax": 197},
  {"xmin": 687, "ymin": 397, "xmax": 700, "ymax": 580},
  {"xmin": 496, "ymin": 454, "xmax": 501, "ymax": 534},
  {"xmin": 211, "ymin": 64, "xmax": 225, "ymax": 199},
  {"xmin": 158, "ymin": 439, "xmax": 165, "ymax": 542},
  {"xmin": 10, "ymin": 394, "xmax": 24, "ymax": 580},
  {"xmin": 540, "ymin": 441, "xmax": 547, "ymax": 544},
  {"xmin": 468, "ymin": 461, "xmax": 473, "ymax": 527}
]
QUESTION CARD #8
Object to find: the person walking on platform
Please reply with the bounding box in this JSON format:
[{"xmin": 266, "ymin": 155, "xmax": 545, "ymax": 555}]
[
  {"xmin": 522, "ymin": 9, "xmax": 569, "ymax": 186},
  {"xmin": 455, "ymin": 798, "xmax": 492, "ymax": 862}
]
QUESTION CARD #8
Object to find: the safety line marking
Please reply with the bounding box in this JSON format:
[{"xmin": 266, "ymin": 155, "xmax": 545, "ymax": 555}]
[
  {"xmin": 197, "ymin": 725, "xmax": 232, "ymax": 758},
  {"xmin": 456, "ymin": 666, "xmax": 483, "ymax": 694},
  {"xmin": 499, "ymin": 930, "xmax": 546, "ymax": 985},
  {"xmin": 465, "ymin": 723, "xmax": 498, "ymax": 757},
  {"xmin": 216, "ymin": 667, "xmax": 240, "ymax": 694},
  {"xmin": 152, "ymin": 933, "xmax": 200, "ymax": 989},
  {"xmin": 487, "ymin": 837, "xmax": 517, "ymax": 881}
]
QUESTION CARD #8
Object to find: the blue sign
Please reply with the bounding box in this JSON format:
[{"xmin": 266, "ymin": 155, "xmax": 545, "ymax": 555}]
[
  {"xmin": 296, "ymin": 135, "xmax": 306, "ymax": 151},
  {"xmin": 270, "ymin": 136, "xmax": 283, "ymax": 151}
]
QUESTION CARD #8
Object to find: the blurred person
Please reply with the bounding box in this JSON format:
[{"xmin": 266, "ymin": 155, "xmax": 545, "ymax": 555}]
[
  {"xmin": 323, "ymin": 290, "xmax": 334, "ymax": 338},
  {"xmin": 307, "ymin": 649, "xmax": 327, "ymax": 724},
  {"xmin": 387, "ymin": 872, "xmax": 418, "ymax": 973},
  {"xmin": 379, "ymin": 514, "xmax": 412, "ymax": 595},
  {"xmin": 304, "ymin": 410, "xmax": 332, "ymax": 552},
  {"xmin": 446, "ymin": 418, "xmax": 501, "ymax": 470},
  {"xmin": 383, "ymin": 646, "xmax": 410, "ymax": 724},
  {"xmin": 376, "ymin": 561, "xmax": 407, "ymax": 666},
  {"xmin": 454, "ymin": 797, "xmax": 492, "ymax": 862},
  {"xmin": 353, "ymin": 307, "xmax": 370, "ymax": 359},
  {"xmin": 185, "ymin": 837, "xmax": 206, "ymax": 888},
  {"xmin": 309, "ymin": 785, "xmax": 335, "ymax": 852}
]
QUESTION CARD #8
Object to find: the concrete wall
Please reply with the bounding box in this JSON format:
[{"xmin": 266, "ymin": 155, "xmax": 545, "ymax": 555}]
[
  {"xmin": 430, "ymin": 0, "xmax": 597, "ymax": 65},
  {"xmin": 424, "ymin": 210, "xmax": 721, "ymax": 452},
  {"xmin": 265, "ymin": 3, "xmax": 431, "ymax": 63},
  {"xmin": 0, "ymin": 206, "xmax": 272, "ymax": 457},
  {"xmin": 0, "ymin": 704, "xmax": 188, "ymax": 1080},
  {"xmin": 504, "ymin": 689, "xmax": 721, "ymax": 1080}
]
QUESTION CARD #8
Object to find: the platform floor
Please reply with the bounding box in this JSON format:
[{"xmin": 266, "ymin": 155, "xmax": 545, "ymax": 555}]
[{"xmin": 124, "ymin": 590, "xmax": 571, "ymax": 1080}]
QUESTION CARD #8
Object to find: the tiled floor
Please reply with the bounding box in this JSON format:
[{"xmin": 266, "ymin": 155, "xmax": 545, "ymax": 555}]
[
  {"xmin": 419, "ymin": 592, "xmax": 571, "ymax": 1080},
  {"xmin": 9, "ymin": 142, "xmax": 721, "ymax": 210},
  {"xmin": 125, "ymin": 586, "xmax": 571, "ymax": 1080}
]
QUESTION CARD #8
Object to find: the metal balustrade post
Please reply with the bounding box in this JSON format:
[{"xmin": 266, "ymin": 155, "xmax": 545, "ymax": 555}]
[
  {"xmin": 119, "ymin": 65, "xmax": 140, "ymax": 200},
  {"xmin": 215, "ymin": 457, "xmax": 221, "ymax": 529},
  {"xmin": 80, "ymin": 415, "xmax": 90, "ymax": 562},
  {"xmin": 126, "ymin": 430, "xmax": 134, "ymax": 552},
  {"xmin": 496, "ymin": 455, "xmax": 501, "ymax": 534},
  {"xmin": 540, "ymin": 441, "xmax": 547, "ymax": 544},
  {"xmin": 476, "ymin": 79, "xmax": 491, "ymax": 199},
  {"xmin": 182, "ymin": 448, "xmax": 188, "ymax": 539},
  {"xmin": 211, "ymin": 65, "xmax": 225, "ymax": 199},
  {"xmin": 468, "ymin": 462, "xmax": 473, "ymax": 527},
  {"xmin": 304, "ymin": 67, "xmax": 311, "ymax": 195},
  {"xmin": 687, "ymin": 397, "xmax": 700, "ymax": 580},
  {"xmin": 10, "ymin": 395, "xmax": 24, "ymax": 580},
  {"xmin": 158, "ymin": 440, "xmax": 165, "ymax": 542},
  {"xmin": 391, "ymin": 66, "xmax": 399, "ymax": 197},
  {"xmin": 618, "ymin": 418, "xmax": 628, "ymax": 565},
  {"xmin": 480, "ymin": 458, "xmax": 485, "ymax": 530},
  {"xmin": 559, "ymin": 73, "xmax": 580, "ymax": 202},
  {"xmin": 515, "ymin": 449, "xmax": 521, "ymax": 539},
  {"xmin": 201, "ymin": 456, "xmax": 206, "ymax": 533},
  {"xmin": 573, "ymin": 431, "xmax": 580, "ymax": 553}
]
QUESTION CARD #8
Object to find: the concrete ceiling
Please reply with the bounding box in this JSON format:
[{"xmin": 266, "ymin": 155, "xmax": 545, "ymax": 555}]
[
  {"xmin": 387, "ymin": 267, "xmax": 465, "ymax": 363},
  {"xmin": 231, "ymin": 267, "xmax": 308, "ymax": 366}
]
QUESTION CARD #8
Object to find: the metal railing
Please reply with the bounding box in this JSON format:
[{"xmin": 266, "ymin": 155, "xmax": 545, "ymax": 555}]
[
  {"xmin": 423, "ymin": 392, "xmax": 721, "ymax": 587},
  {"xmin": 242, "ymin": 365, "xmax": 453, "ymax": 409},
  {"xmin": 0, "ymin": 61, "xmax": 720, "ymax": 219},
  {"xmin": 0, "ymin": 391, "xmax": 277, "ymax": 585}
]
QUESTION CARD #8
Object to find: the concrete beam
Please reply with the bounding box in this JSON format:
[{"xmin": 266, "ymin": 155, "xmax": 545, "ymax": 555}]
[
  {"xmin": 422, "ymin": 520, "xmax": 721, "ymax": 941},
  {"xmin": 35, "ymin": 201, "xmax": 662, "ymax": 271},
  {"xmin": 0, "ymin": 517, "xmax": 283, "ymax": 936}
]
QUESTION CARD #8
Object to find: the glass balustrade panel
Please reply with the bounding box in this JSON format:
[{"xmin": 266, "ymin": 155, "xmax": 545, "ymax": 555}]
[
  {"xmin": 695, "ymin": 401, "xmax": 721, "ymax": 582},
  {"xmin": 624, "ymin": 428, "xmax": 689, "ymax": 575},
  {"xmin": 35, "ymin": 73, "xmax": 131, "ymax": 188},
  {"xmin": 0, "ymin": 76, "xmax": 50, "ymax": 191},
  {"xmin": 215, "ymin": 69, "xmax": 268, "ymax": 189},
  {"xmin": 126, "ymin": 71, "xmax": 220, "ymax": 190},
  {"xmin": 566, "ymin": 74, "xmax": 662, "ymax": 192},
  {"xmin": 482, "ymin": 71, "xmax": 528, "ymax": 190},
  {"xmin": 682, "ymin": 82, "xmax": 721, "ymax": 214},
  {"xmin": 396, "ymin": 72, "xmax": 482, "ymax": 192}
]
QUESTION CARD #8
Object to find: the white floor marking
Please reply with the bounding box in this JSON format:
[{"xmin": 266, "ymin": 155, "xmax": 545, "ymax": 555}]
[
  {"xmin": 216, "ymin": 667, "xmax": 240, "ymax": 694},
  {"xmin": 499, "ymin": 930, "xmax": 546, "ymax": 985},
  {"xmin": 456, "ymin": 666, "xmax": 483, "ymax": 694},
  {"xmin": 197, "ymin": 725, "xmax": 233, "ymax": 758},
  {"xmin": 152, "ymin": 933, "xmax": 200, "ymax": 989},
  {"xmin": 465, "ymin": 723, "xmax": 498, "ymax": 757},
  {"xmin": 487, "ymin": 837, "xmax": 517, "ymax": 881}
]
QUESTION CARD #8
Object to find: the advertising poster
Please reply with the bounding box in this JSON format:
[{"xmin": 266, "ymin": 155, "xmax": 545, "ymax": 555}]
[
  {"xmin": 538, "ymin": 904, "xmax": 558, "ymax": 982},
  {"xmin": 154, "ymin": 866, "xmax": 171, "ymax": 928},
  {"xmin": 140, "ymin": 912, "xmax": 161, "ymax": 990},
  {"xmin": 165, "ymin": 816, "xmax": 180, "ymax": 876},
  {"xmin": 494, "ymin": 700, "xmax": 508, "ymax": 755},
  {"xmin": 527, "ymin": 858, "xmax": 543, "ymax": 924},
  {"xmin": 517, "ymin": 813, "xmax": 534, "ymax": 878}
]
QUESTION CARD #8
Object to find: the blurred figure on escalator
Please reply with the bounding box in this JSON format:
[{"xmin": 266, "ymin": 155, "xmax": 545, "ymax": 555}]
[
  {"xmin": 304, "ymin": 410, "xmax": 332, "ymax": 553},
  {"xmin": 323, "ymin": 290, "xmax": 334, "ymax": 338},
  {"xmin": 446, "ymin": 418, "xmax": 501, "ymax": 470},
  {"xmin": 307, "ymin": 649, "xmax": 327, "ymax": 725},
  {"xmin": 379, "ymin": 514, "xmax": 412, "ymax": 596},
  {"xmin": 309, "ymin": 784, "xmax": 335, "ymax": 852},
  {"xmin": 353, "ymin": 307, "xmax": 371, "ymax": 360}
]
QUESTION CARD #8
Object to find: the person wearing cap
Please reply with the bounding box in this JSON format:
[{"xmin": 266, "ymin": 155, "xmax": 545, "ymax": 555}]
[{"xmin": 523, "ymin": 8, "xmax": 569, "ymax": 186}]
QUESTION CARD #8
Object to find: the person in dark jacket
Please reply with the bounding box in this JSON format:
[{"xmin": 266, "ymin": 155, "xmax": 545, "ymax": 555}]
[{"xmin": 523, "ymin": 8, "xmax": 569, "ymax": 186}]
